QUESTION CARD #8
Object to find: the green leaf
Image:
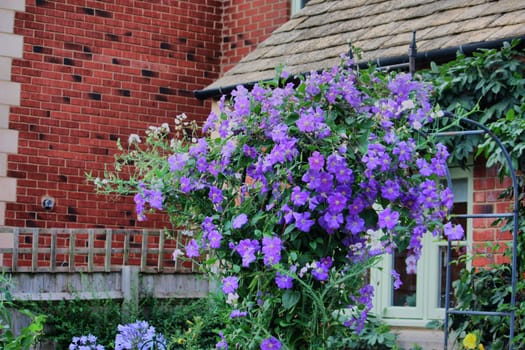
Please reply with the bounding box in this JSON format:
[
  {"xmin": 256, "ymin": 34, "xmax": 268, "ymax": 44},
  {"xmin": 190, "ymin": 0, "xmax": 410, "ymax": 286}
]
[{"xmin": 282, "ymin": 290, "xmax": 300, "ymax": 310}]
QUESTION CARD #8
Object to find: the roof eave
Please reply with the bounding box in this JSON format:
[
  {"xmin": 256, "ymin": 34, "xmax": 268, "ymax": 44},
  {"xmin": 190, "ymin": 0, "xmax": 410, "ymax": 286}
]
[{"xmin": 194, "ymin": 35, "xmax": 525, "ymax": 101}]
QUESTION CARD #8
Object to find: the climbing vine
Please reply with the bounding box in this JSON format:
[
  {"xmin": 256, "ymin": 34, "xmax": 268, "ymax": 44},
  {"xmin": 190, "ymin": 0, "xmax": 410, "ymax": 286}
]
[{"xmin": 422, "ymin": 39, "xmax": 525, "ymax": 348}]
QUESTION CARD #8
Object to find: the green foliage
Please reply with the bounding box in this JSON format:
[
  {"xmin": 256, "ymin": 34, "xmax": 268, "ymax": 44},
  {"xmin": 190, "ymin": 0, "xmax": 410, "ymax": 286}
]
[
  {"xmin": 24, "ymin": 296, "xmax": 123, "ymax": 348},
  {"xmin": 422, "ymin": 39, "xmax": 525, "ymax": 349},
  {"xmin": 421, "ymin": 39, "xmax": 525, "ymax": 167},
  {"xmin": 0, "ymin": 273, "xmax": 46, "ymax": 350},
  {"xmin": 450, "ymin": 263, "xmax": 525, "ymax": 349},
  {"xmin": 326, "ymin": 315, "xmax": 398, "ymax": 349},
  {"xmin": 142, "ymin": 297, "xmax": 224, "ymax": 349}
]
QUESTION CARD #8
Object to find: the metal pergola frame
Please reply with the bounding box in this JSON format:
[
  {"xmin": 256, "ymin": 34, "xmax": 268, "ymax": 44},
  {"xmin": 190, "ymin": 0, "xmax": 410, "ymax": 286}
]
[{"xmin": 436, "ymin": 116, "xmax": 519, "ymax": 350}]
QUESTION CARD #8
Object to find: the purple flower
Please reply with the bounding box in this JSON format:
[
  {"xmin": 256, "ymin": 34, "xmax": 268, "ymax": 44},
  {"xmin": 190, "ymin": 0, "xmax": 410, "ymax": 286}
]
[
  {"xmin": 392, "ymin": 270, "xmax": 403, "ymax": 290},
  {"xmin": 222, "ymin": 276, "xmax": 239, "ymax": 294},
  {"xmin": 208, "ymin": 186, "xmax": 224, "ymax": 204},
  {"xmin": 378, "ymin": 208, "xmax": 399, "ymax": 231},
  {"xmin": 260, "ymin": 336, "xmax": 281, "ymax": 350},
  {"xmin": 179, "ymin": 176, "xmax": 192, "ymax": 193},
  {"xmin": 416, "ymin": 158, "xmax": 432, "ymax": 176},
  {"xmin": 235, "ymin": 239, "xmax": 260, "ymax": 267},
  {"xmin": 308, "ymin": 151, "xmax": 324, "ymax": 171},
  {"xmin": 243, "ymin": 144, "xmax": 258, "ymax": 159},
  {"xmin": 430, "ymin": 156, "xmax": 447, "ymax": 176},
  {"xmin": 326, "ymin": 153, "xmax": 345, "ymax": 173},
  {"xmin": 344, "ymin": 284, "xmax": 375, "ymax": 333},
  {"xmin": 348, "ymin": 196, "xmax": 366, "ymax": 215},
  {"xmin": 189, "ymin": 138, "xmax": 208, "ymax": 156},
  {"xmin": 293, "ymin": 211, "xmax": 315, "ymax": 232},
  {"xmin": 115, "ymin": 320, "xmax": 164, "ymax": 350},
  {"xmin": 196, "ymin": 156, "xmax": 208, "ymax": 172},
  {"xmin": 443, "ymin": 222, "xmax": 464, "ymax": 240},
  {"xmin": 381, "ymin": 179, "xmax": 400, "ymax": 201},
  {"xmin": 207, "ymin": 230, "xmax": 222, "ymax": 249},
  {"xmin": 203, "ymin": 111, "xmax": 218, "ymax": 133},
  {"xmin": 262, "ymin": 236, "xmax": 283, "ymax": 266},
  {"xmin": 275, "ymin": 272, "xmax": 293, "ymax": 289},
  {"xmin": 185, "ymin": 239, "xmax": 200, "ymax": 258},
  {"xmin": 393, "ymin": 140, "xmax": 415, "ymax": 167},
  {"xmin": 230, "ymin": 310, "xmax": 248, "ymax": 318},
  {"xmin": 316, "ymin": 172, "xmax": 334, "ymax": 193},
  {"xmin": 291, "ymin": 186, "xmax": 309, "ymax": 206},
  {"xmin": 333, "ymin": 164, "xmax": 353, "ymax": 184},
  {"xmin": 168, "ymin": 153, "xmax": 188, "ymax": 172},
  {"xmin": 311, "ymin": 257, "xmax": 333, "ymax": 281},
  {"xmin": 147, "ymin": 189, "xmax": 163, "ymax": 210},
  {"xmin": 270, "ymin": 123, "xmax": 289, "ymax": 143},
  {"xmin": 327, "ymin": 192, "xmax": 347, "ymax": 213},
  {"xmin": 279, "ymin": 204, "xmax": 294, "ymax": 224},
  {"xmin": 440, "ymin": 187, "xmax": 454, "ymax": 210},
  {"xmin": 202, "ymin": 216, "xmax": 215, "ymax": 231},
  {"xmin": 231, "ymin": 85, "xmax": 250, "ymax": 118},
  {"xmin": 345, "ymin": 215, "xmax": 365, "ymax": 234},
  {"xmin": 216, "ymin": 332, "xmax": 228, "ymax": 349},
  {"xmin": 134, "ymin": 192, "xmax": 146, "ymax": 221},
  {"xmin": 406, "ymin": 254, "xmax": 417, "ymax": 274},
  {"xmin": 362, "ymin": 143, "xmax": 386, "ymax": 171},
  {"xmin": 321, "ymin": 211, "xmax": 344, "ymax": 230},
  {"xmin": 232, "ymin": 213, "xmax": 248, "ymax": 229},
  {"xmin": 69, "ymin": 334, "xmax": 104, "ymax": 350}
]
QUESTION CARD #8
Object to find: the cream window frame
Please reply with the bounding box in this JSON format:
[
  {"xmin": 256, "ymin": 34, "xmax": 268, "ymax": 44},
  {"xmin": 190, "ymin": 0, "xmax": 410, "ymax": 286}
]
[
  {"xmin": 371, "ymin": 167, "xmax": 473, "ymax": 327},
  {"xmin": 290, "ymin": 0, "xmax": 307, "ymax": 16}
]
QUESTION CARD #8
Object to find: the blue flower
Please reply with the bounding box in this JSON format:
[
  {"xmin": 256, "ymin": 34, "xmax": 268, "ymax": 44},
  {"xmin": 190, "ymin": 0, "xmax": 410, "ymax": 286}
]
[
  {"xmin": 275, "ymin": 272, "xmax": 293, "ymax": 289},
  {"xmin": 260, "ymin": 336, "xmax": 281, "ymax": 350},
  {"xmin": 232, "ymin": 213, "xmax": 248, "ymax": 229},
  {"xmin": 115, "ymin": 320, "xmax": 165, "ymax": 350},
  {"xmin": 222, "ymin": 276, "xmax": 239, "ymax": 294}
]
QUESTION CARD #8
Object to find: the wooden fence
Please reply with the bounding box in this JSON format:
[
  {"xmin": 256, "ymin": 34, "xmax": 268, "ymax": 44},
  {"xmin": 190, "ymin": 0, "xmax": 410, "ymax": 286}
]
[
  {"xmin": 0, "ymin": 227, "xmax": 210, "ymax": 301},
  {"xmin": 0, "ymin": 227, "xmax": 195, "ymax": 273}
]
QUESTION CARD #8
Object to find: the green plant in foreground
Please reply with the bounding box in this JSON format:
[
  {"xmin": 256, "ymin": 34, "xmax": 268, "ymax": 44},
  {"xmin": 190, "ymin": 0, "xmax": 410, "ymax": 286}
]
[{"xmin": 0, "ymin": 273, "xmax": 46, "ymax": 349}]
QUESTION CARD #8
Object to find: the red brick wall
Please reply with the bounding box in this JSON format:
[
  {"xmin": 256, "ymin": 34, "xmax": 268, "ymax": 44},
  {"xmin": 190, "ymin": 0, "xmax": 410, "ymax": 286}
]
[
  {"xmin": 7, "ymin": 0, "xmax": 290, "ymax": 230},
  {"xmin": 471, "ymin": 160, "xmax": 514, "ymax": 267},
  {"xmin": 7, "ymin": 0, "xmax": 223, "ymax": 229},
  {"xmin": 221, "ymin": 0, "xmax": 290, "ymax": 74}
]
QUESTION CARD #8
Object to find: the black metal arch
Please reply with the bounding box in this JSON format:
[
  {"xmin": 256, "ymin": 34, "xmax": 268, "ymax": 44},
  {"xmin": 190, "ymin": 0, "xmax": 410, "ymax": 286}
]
[{"xmin": 435, "ymin": 115, "xmax": 519, "ymax": 350}]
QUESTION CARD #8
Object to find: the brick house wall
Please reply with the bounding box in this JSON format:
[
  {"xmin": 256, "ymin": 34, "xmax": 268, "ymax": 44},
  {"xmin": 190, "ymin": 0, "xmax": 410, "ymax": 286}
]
[
  {"xmin": 472, "ymin": 160, "xmax": 514, "ymax": 268},
  {"xmin": 221, "ymin": 0, "xmax": 290, "ymax": 74},
  {"xmin": 5, "ymin": 0, "xmax": 290, "ymax": 230}
]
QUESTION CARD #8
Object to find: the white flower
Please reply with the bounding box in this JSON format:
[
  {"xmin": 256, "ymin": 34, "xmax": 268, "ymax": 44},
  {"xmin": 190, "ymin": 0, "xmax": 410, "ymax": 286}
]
[
  {"xmin": 172, "ymin": 248, "xmax": 183, "ymax": 261},
  {"xmin": 128, "ymin": 133, "xmax": 141, "ymax": 144},
  {"xmin": 226, "ymin": 292, "xmax": 239, "ymax": 305},
  {"xmin": 180, "ymin": 229, "xmax": 194, "ymax": 237},
  {"xmin": 161, "ymin": 122, "xmax": 170, "ymax": 133},
  {"xmin": 405, "ymin": 254, "xmax": 418, "ymax": 274},
  {"xmin": 401, "ymin": 99, "xmax": 415, "ymax": 111}
]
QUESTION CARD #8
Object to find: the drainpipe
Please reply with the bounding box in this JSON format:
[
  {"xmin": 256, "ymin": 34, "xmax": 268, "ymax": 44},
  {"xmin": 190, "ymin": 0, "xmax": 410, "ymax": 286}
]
[{"xmin": 194, "ymin": 35, "xmax": 525, "ymax": 100}]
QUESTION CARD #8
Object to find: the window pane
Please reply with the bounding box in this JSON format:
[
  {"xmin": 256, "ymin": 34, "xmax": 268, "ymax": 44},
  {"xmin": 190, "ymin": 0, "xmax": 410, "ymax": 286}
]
[
  {"xmin": 438, "ymin": 245, "xmax": 466, "ymax": 308},
  {"xmin": 392, "ymin": 249, "xmax": 417, "ymax": 307},
  {"xmin": 438, "ymin": 200, "xmax": 468, "ymax": 308}
]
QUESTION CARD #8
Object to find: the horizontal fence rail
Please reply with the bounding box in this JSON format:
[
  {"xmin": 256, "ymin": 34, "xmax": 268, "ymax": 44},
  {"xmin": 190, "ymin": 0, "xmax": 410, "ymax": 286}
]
[{"xmin": 0, "ymin": 227, "xmax": 196, "ymax": 273}]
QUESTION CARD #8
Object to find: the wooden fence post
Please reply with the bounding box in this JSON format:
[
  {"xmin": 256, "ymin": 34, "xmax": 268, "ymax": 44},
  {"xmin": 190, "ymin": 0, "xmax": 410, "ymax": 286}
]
[{"xmin": 121, "ymin": 265, "xmax": 139, "ymax": 320}]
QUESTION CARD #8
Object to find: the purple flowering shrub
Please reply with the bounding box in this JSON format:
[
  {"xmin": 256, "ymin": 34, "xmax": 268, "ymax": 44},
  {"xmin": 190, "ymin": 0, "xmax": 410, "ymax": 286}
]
[{"xmin": 92, "ymin": 57, "xmax": 462, "ymax": 349}]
